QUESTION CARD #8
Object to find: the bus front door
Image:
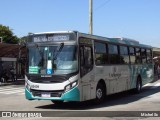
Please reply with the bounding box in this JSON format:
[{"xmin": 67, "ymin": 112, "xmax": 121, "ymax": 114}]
[{"xmin": 80, "ymin": 45, "xmax": 94, "ymax": 101}]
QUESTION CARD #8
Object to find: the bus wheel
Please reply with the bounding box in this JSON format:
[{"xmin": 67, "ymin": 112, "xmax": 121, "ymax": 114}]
[
  {"xmin": 51, "ymin": 100, "xmax": 63, "ymax": 105},
  {"xmin": 95, "ymin": 83, "xmax": 105, "ymax": 103},
  {"xmin": 135, "ymin": 77, "xmax": 142, "ymax": 93}
]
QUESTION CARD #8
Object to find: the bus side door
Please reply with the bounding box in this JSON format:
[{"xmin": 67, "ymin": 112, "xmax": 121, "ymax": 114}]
[{"xmin": 80, "ymin": 45, "xmax": 94, "ymax": 101}]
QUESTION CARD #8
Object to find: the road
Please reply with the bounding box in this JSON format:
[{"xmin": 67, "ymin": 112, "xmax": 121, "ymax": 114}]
[{"xmin": 0, "ymin": 80, "xmax": 160, "ymax": 120}]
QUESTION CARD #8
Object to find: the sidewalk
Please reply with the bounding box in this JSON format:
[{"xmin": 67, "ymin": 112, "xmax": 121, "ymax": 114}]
[{"xmin": 0, "ymin": 79, "xmax": 25, "ymax": 86}]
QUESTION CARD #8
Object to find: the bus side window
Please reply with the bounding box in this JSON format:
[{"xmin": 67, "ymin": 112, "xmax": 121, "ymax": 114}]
[
  {"xmin": 141, "ymin": 49, "xmax": 147, "ymax": 63},
  {"xmin": 94, "ymin": 42, "xmax": 108, "ymax": 65},
  {"xmin": 119, "ymin": 46, "xmax": 129, "ymax": 64},
  {"xmin": 129, "ymin": 47, "xmax": 136, "ymax": 64},
  {"xmin": 135, "ymin": 48, "xmax": 142, "ymax": 64},
  {"xmin": 108, "ymin": 44, "xmax": 119, "ymax": 64},
  {"xmin": 147, "ymin": 49, "xmax": 152, "ymax": 63}
]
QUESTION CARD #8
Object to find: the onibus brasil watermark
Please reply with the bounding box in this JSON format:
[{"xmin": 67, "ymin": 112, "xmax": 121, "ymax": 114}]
[
  {"xmin": 0, "ymin": 111, "xmax": 159, "ymax": 117},
  {"xmin": 141, "ymin": 112, "xmax": 159, "ymax": 117},
  {"xmin": 1, "ymin": 112, "xmax": 42, "ymax": 118}
]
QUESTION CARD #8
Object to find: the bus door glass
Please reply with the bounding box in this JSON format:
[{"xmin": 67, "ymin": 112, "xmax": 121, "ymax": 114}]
[{"xmin": 80, "ymin": 46, "xmax": 93, "ymax": 77}]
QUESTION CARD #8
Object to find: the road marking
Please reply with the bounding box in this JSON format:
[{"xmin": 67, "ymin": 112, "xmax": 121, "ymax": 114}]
[
  {"xmin": 0, "ymin": 86, "xmax": 24, "ymax": 95},
  {"xmin": 0, "ymin": 89, "xmax": 24, "ymax": 93},
  {"xmin": 5, "ymin": 90, "xmax": 24, "ymax": 94},
  {"xmin": 0, "ymin": 87, "xmax": 24, "ymax": 92},
  {"xmin": 0, "ymin": 86, "xmax": 24, "ymax": 89}
]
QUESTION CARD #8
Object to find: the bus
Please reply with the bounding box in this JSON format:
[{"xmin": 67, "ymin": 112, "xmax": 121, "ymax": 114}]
[{"xmin": 25, "ymin": 31, "xmax": 154, "ymax": 104}]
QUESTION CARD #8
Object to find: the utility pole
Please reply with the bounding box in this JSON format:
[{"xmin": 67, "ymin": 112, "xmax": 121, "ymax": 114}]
[{"xmin": 89, "ymin": 0, "xmax": 93, "ymax": 34}]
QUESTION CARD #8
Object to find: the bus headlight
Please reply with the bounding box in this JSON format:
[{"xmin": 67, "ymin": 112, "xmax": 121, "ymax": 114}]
[
  {"xmin": 64, "ymin": 81, "xmax": 78, "ymax": 92},
  {"xmin": 65, "ymin": 84, "xmax": 71, "ymax": 92},
  {"xmin": 72, "ymin": 81, "xmax": 77, "ymax": 87}
]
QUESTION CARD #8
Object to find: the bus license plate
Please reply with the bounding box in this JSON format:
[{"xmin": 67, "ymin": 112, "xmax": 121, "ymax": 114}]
[{"xmin": 41, "ymin": 93, "xmax": 51, "ymax": 98}]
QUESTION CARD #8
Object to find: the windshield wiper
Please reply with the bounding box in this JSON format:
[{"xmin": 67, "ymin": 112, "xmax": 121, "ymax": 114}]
[{"xmin": 53, "ymin": 43, "xmax": 64, "ymax": 60}]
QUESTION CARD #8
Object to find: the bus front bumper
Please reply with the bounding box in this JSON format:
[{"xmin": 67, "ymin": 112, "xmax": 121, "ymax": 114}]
[{"xmin": 25, "ymin": 87, "xmax": 80, "ymax": 101}]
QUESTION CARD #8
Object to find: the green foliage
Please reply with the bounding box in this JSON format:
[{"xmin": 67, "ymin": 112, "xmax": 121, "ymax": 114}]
[
  {"xmin": 19, "ymin": 36, "xmax": 28, "ymax": 45},
  {"xmin": 0, "ymin": 24, "xmax": 20, "ymax": 44}
]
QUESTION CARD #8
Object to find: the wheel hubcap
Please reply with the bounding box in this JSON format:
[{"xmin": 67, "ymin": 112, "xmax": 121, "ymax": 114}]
[{"xmin": 97, "ymin": 88, "xmax": 102, "ymax": 99}]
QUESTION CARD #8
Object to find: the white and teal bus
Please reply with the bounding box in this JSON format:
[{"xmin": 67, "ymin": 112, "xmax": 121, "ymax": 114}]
[{"xmin": 25, "ymin": 31, "xmax": 154, "ymax": 104}]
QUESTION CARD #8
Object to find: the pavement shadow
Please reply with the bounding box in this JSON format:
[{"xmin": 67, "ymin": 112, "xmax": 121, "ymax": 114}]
[{"xmin": 35, "ymin": 85, "xmax": 160, "ymax": 110}]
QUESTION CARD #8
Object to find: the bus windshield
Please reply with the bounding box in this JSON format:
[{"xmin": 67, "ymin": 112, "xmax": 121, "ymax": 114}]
[{"xmin": 28, "ymin": 45, "xmax": 78, "ymax": 75}]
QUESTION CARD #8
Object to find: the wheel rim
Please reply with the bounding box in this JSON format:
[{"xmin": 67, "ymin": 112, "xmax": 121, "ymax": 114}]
[{"xmin": 97, "ymin": 88, "xmax": 103, "ymax": 99}]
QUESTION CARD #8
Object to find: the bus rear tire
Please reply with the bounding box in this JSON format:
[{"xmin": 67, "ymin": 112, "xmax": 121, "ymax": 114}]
[
  {"xmin": 51, "ymin": 100, "xmax": 64, "ymax": 105},
  {"xmin": 134, "ymin": 77, "xmax": 142, "ymax": 93},
  {"xmin": 94, "ymin": 83, "xmax": 106, "ymax": 103}
]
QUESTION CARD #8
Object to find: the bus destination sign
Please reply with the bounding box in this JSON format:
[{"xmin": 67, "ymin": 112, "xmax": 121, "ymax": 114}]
[{"xmin": 33, "ymin": 34, "xmax": 70, "ymax": 43}]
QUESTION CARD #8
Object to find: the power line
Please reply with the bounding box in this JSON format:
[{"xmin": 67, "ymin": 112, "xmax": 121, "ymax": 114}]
[{"xmin": 94, "ymin": 0, "xmax": 111, "ymax": 11}]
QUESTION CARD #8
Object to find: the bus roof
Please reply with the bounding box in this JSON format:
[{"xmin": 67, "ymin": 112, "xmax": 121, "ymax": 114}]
[
  {"xmin": 79, "ymin": 32, "xmax": 152, "ymax": 49},
  {"xmin": 29, "ymin": 31, "xmax": 152, "ymax": 49},
  {"xmin": 108, "ymin": 38, "xmax": 152, "ymax": 49},
  {"xmin": 31, "ymin": 31, "xmax": 76, "ymax": 35}
]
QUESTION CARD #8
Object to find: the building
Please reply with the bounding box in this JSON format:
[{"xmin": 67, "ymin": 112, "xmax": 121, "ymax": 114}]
[{"xmin": 0, "ymin": 43, "xmax": 26, "ymax": 80}]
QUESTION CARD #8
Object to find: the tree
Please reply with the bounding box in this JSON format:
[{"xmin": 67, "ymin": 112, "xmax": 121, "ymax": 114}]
[
  {"xmin": 19, "ymin": 36, "xmax": 28, "ymax": 45},
  {"xmin": 0, "ymin": 24, "xmax": 19, "ymax": 44}
]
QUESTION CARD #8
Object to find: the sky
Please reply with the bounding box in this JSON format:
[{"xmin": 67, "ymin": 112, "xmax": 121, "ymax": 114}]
[{"xmin": 0, "ymin": 0, "xmax": 160, "ymax": 47}]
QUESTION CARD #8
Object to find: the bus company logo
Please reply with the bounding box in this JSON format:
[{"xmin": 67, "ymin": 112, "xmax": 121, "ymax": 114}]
[
  {"xmin": 109, "ymin": 67, "xmax": 121, "ymax": 78},
  {"xmin": 2, "ymin": 112, "xmax": 11, "ymax": 117}
]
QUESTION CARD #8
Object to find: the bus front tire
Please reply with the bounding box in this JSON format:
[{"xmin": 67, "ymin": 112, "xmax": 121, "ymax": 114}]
[{"xmin": 95, "ymin": 83, "xmax": 106, "ymax": 103}]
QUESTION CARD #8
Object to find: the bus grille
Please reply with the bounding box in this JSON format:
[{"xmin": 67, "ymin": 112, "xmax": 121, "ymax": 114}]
[{"xmin": 30, "ymin": 89, "xmax": 64, "ymax": 97}]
